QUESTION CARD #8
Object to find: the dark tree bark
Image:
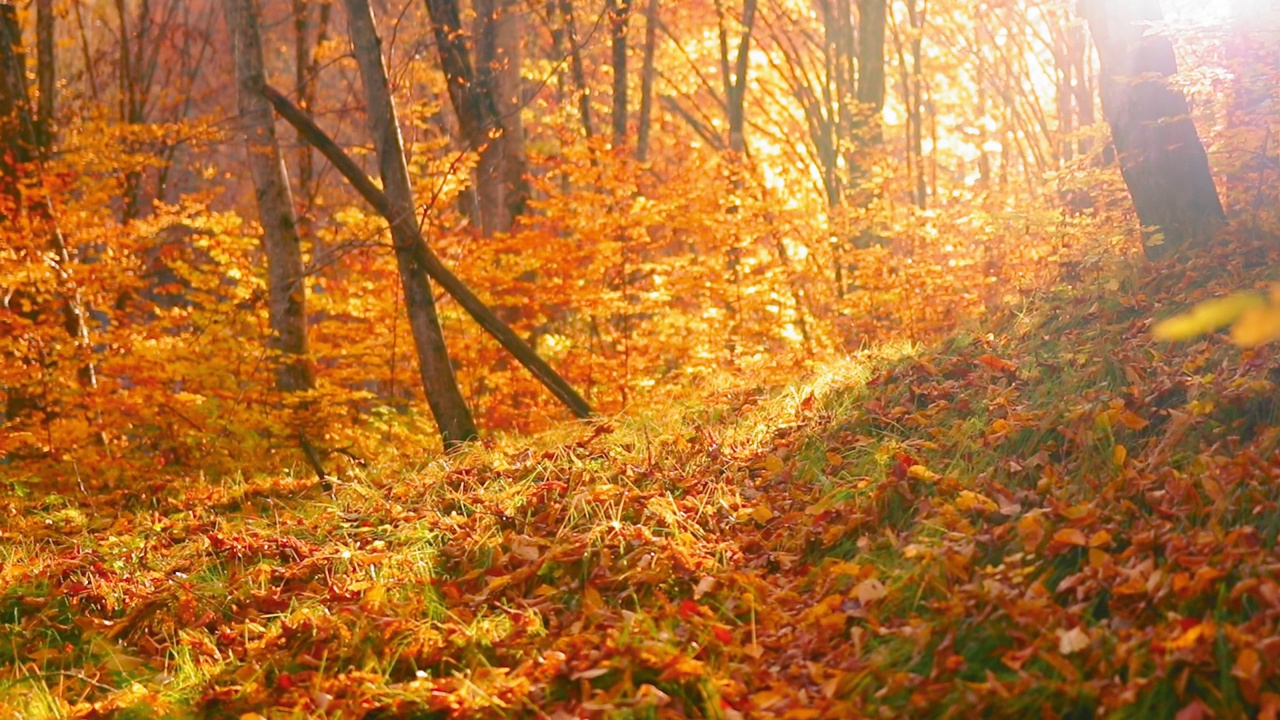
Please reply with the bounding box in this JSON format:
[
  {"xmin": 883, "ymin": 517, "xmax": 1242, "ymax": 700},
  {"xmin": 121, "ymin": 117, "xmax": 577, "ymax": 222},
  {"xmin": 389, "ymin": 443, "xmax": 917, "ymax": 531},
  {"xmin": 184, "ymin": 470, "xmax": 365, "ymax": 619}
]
[
  {"xmin": 635, "ymin": 0, "xmax": 659, "ymax": 161},
  {"xmin": 855, "ymin": 0, "xmax": 885, "ymax": 134},
  {"xmin": 292, "ymin": 0, "xmax": 332, "ymax": 244},
  {"xmin": 35, "ymin": 0, "xmax": 53, "ymax": 150},
  {"xmin": 225, "ymin": 0, "xmax": 315, "ymax": 395},
  {"xmin": 608, "ymin": 0, "xmax": 632, "ymax": 145},
  {"xmin": 344, "ymin": 0, "xmax": 478, "ymax": 448},
  {"xmin": 474, "ymin": 0, "xmax": 526, "ymax": 222},
  {"xmin": 717, "ymin": 0, "xmax": 757, "ymax": 154},
  {"xmin": 1, "ymin": 0, "xmax": 97, "ymax": 421},
  {"xmin": 263, "ymin": 85, "xmax": 593, "ymax": 419},
  {"xmin": 424, "ymin": 0, "xmax": 527, "ymax": 236},
  {"xmin": 556, "ymin": 0, "xmax": 594, "ymax": 139},
  {"xmin": 1080, "ymin": 0, "xmax": 1225, "ymax": 259}
]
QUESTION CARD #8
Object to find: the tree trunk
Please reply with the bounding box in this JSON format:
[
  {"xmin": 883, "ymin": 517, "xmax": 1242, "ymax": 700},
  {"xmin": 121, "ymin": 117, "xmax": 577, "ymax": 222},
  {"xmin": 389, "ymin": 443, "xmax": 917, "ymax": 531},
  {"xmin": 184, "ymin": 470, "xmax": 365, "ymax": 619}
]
[
  {"xmin": 225, "ymin": 0, "xmax": 315, "ymax": 395},
  {"xmin": 1, "ymin": 0, "xmax": 97, "ymax": 422},
  {"xmin": 264, "ymin": 84, "xmax": 594, "ymax": 419},
  {"xmin": 855, "ymin": 0, "xmax": 885, "ymax": 137},
  {"xmin": 343, "ymin": 0, "xmax": 478, "ymax": 448},
  {"xmin": 725, "ymin": 0, "xmax": 757, "ymax": 155},
  {"xmin": 635, "ymin": 0, "xmax": 659, "ymax": 161},
  {"xmin": 1080, "ymin": 0, "xmax": 1225, "ymax": 259},
  {"xmin": 292, "ymin": 0, "xmax": 332, "ymax": 247},
  {"xmin": 424, "ymin": 0, "xmax": 527, "ymax": 236},
  {"xmin": 557, "ymin": 0, "xmax": 594, "ymax": 139},
  {"xmin": 35, "ymin": 0, "xmax": 53, "ymax": 150},
  {"xmin": 608, "ymin": 0, "xmax": 631, "ymax": 145},
  {"xmin": 474, "ymin": 0, "xmax": 527, "ymax": 231}
]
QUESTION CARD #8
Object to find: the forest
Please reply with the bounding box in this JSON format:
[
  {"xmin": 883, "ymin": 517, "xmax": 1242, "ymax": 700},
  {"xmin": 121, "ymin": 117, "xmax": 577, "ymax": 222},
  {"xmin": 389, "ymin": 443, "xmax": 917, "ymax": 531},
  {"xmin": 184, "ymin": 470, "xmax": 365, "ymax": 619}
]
[{"xmin": 3, "ymin": 0, "xmax": 1280, "ymax": 716}]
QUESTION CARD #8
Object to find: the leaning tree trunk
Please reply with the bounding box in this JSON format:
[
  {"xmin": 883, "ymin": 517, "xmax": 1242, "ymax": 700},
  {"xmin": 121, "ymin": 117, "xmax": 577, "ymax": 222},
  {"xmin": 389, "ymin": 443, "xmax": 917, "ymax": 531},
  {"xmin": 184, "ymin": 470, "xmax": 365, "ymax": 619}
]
[
  {"xmin": 1080, "ymin": 0, "xmax": 1225, "ymax": 259},
  {"xmin": 263, "ymin": 85, "xmax": 593, "ymax": 419},
  {"xmin": 225, "ymin": 0, "xmax": 315, "ymax": 395},
  {"xmin": 343, "ymin": 0, "xmax": 478, "ymax": 448}
]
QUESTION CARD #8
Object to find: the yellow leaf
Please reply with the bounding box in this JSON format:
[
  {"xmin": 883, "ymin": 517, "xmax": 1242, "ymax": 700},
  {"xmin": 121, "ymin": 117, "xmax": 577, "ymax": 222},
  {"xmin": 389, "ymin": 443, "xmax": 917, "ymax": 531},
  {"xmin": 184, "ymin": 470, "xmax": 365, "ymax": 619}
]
[
  {"xmin": 1168, "ymin": 620, "xmax": 1213, "ymax": 650},
  {"xmin": 583, "ymin": 585, "xmax": 604, "ymax": 612},
  {"xmin": 907, "ymin": 464, "xmax": 940, "ymax": 481},
  {"xmin": 955, "ymin": 490, "xmax": 999, "ymax": 513},
  {"xmin": 751, "ymin": 505, "xmax": 775, "ymax": 523},
  {"xmin": 1231, "ymin": 304, "xmax": 1280, "ymax": 347},
  {"xmin": 1113, "ymin": 444, "xmax": 1127, "ymax": 466},
  {"xmin": 765, "ymin": 455, "xmax": 785, "ymax": 473},
  {"xmin": 1154, "ymin": 293, "xmax": 1267, "ymax": 342},
  {"xmin": 1057, "ymin": 625, "xmax": 1091, "ymax": 655}
]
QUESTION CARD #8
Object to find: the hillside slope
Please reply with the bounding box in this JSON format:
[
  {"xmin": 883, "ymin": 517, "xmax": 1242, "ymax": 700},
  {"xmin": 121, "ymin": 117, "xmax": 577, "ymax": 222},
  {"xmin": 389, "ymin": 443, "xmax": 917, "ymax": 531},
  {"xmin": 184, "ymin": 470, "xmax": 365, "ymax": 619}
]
[{"xmin": 3, "ymin": 235, "xmax": 1280, "ymax": 718}]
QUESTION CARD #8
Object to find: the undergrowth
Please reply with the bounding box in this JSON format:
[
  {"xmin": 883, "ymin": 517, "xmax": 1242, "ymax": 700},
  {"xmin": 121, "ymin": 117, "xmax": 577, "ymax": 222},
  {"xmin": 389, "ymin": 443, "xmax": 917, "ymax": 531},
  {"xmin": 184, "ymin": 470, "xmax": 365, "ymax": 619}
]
[{"xmin": 3, "ymin": 231, "xmax": 1280, "ymax": 718}]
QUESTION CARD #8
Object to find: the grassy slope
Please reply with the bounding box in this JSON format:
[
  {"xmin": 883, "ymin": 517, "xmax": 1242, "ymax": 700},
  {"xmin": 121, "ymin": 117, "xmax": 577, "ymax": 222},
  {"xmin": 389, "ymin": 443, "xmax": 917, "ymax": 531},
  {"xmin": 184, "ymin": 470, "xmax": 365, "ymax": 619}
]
[{"xmin": 3, "ymin": 235, "xmax": 1280, "ymax": 719}]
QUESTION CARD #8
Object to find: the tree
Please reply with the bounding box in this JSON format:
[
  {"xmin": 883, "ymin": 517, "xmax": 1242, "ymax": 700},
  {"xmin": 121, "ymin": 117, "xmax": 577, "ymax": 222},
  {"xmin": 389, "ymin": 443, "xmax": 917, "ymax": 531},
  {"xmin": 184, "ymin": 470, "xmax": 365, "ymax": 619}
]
[
  {"xmin": 1079, "ymin": 0, "xmax": 1225, "ymax": 259},
  {"xmin": 343, "ymin": 0, "xmax": 478, "ymax": 447},
  {"xmin": 1, "ymin": 0, "xmax": 97, "ymax": 424},
  {"xmin": 224, "ymin": 0, "xmax": 315, "ymax": 396},
  {"xmin": 424, "ymin": 0, "xmax": 528, "ymax": 236},
  {"xmin": 608, "ymin": 0, "xmax": 632, "ymax": 145}
]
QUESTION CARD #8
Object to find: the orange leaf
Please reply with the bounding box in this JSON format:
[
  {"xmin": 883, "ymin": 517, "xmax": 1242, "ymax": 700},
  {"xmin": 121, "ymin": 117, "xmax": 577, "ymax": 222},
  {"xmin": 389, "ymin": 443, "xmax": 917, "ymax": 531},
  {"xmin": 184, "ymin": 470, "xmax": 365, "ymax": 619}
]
[{"xmin": 977, "ymin": 353, "xmax": 1017, "ymax": 373}]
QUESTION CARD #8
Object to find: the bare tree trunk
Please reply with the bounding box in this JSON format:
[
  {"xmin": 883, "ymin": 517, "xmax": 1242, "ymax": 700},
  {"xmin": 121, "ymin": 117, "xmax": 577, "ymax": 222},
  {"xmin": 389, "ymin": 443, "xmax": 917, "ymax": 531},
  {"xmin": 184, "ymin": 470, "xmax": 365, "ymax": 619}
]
[
  {"xmin": 1, "ymin": 0, "xmax": 97, "ymax": 422},
  {"xmin": 225, "ymin": 0, "xmax": 315, "ymax": 396},
  {"xmin": 425, "ymin": 0, "xmax": 527, "ymax": 236},
  {"xmin": 344, "ymin": 0, "xmax": 477, "ymax": 447},
  {"xmin": 35, "ymin": 0, "xmax": 53, "ymax": 150},
  {"xmin": 292, "ymin": 0, "xmax": 332, "ymax": 246},
  {"xmin": 635, "ymin": 0, "xmax": 659, "ymax": 161},
  {"xmin": 1080, "ymin": 0, "xmax": 1225, "ymax": 259},
  {"xmin": 475, "ymin": 0, "xmax": 527, "ymax": 230},
  {"xmin": 557, "ymin": 0, "xmax": 594, "ymax": 139},
  {"xmin": 855, "ymin": 0, "xmax": 885, "ymax": 140},
  {"xmin": 717, "ymin": 0, "xmax": 757, "ymax": 155},
  {"xmin": 608, "ymin": 0, "xmax": 631, "ymax": 145}
]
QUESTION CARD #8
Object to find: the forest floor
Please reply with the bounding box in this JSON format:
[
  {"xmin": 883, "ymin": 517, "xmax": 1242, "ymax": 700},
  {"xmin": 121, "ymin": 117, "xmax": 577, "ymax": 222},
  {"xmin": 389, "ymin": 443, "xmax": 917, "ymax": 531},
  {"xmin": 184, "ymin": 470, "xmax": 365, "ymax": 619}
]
[{"xmin": 4, "ymin": 236, "xmax": 1280, "ymax": 719}]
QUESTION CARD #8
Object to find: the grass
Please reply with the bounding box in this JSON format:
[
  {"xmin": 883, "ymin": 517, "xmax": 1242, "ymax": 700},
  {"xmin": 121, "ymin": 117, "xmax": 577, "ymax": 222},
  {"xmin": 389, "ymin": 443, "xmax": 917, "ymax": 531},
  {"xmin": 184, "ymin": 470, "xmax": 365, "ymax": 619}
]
[{"xmin": 4, "ymin": 239, "xmax": 1280, "ymax": 717}]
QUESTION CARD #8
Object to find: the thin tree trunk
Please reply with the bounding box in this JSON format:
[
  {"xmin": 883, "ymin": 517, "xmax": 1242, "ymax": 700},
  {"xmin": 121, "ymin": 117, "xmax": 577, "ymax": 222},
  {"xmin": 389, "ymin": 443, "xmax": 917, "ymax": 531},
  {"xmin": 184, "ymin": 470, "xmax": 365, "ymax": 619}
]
[
  {"xmin": 558, "ymin": 0, "xmax": 594, "ymax": 139},
  {"xmin": 0, "ymin": 1, "xmax": 97, "ymax": 420},
  {"xmin": 1080, "ymin": 0, "xmax": 1225, "ymax": 258},
  {"xmin": 716, "ymin": 0, "xmax": 752, "ymax": 154},
  {"xmin": 344, "ymin": 0, "xmax": 477, "ymax": 447},
  {"xmin": 225, "ymin": 0, "xmax": 315, "ymax": 396},
  {"xmin": 635, "ymin": 0, "xmax": 659, "ymax": 161},
  {"xmin": 263, "ymin": 84, "xmax": 594, "ymax": 419},
  {"xmin": 35, "ymin": 0, "xmax": 53, "ymax": 150},
  {"xmin": 292, "ymin": 0, "xmax": 331, "ymax": 245}
]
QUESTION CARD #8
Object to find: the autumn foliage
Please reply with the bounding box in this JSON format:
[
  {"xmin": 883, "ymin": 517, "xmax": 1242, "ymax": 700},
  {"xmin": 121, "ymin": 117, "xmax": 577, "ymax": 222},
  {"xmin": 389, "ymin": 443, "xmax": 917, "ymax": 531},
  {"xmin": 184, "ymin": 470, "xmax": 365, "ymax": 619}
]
[{"xmin": 4, "ymin": 0, "xmax": 1280, "ymax": 717}]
